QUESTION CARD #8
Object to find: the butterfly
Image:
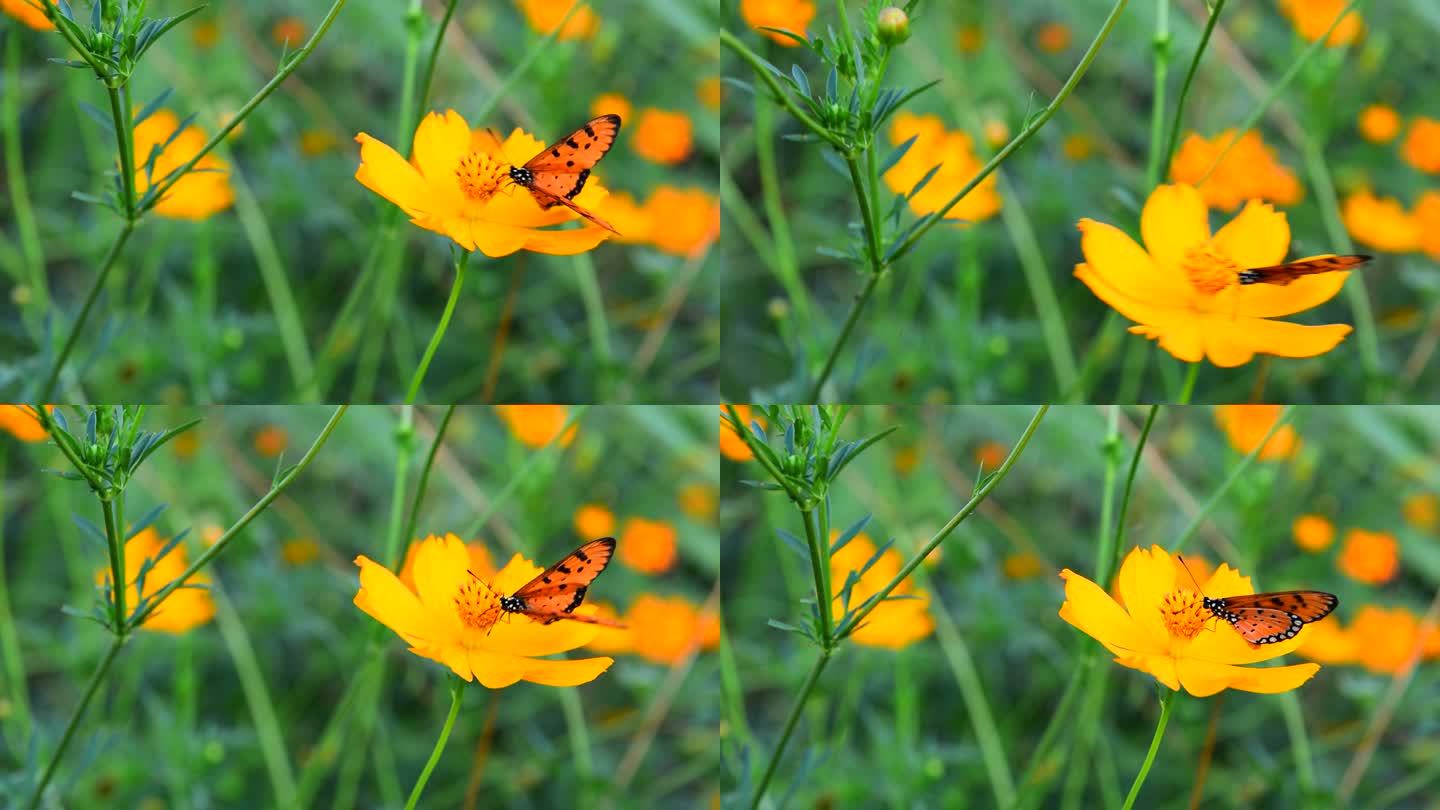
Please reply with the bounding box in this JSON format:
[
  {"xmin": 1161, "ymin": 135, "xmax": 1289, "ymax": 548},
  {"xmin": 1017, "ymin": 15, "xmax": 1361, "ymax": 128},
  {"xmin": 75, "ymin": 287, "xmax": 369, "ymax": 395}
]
[
  {"xmin": 475, "ymin": 537, "xmax": 624, "ymax": 630},
  {"xmin": 506, "ymin": 114, "xmax": 622, "ymax": 235},
  {"xmin": 1179, "ymin": 555, "xmax": 1337, "ymax": 646},
  {"xmin": 1237, "ymin": 254, "xmax": 1372, "ymax": 286}
]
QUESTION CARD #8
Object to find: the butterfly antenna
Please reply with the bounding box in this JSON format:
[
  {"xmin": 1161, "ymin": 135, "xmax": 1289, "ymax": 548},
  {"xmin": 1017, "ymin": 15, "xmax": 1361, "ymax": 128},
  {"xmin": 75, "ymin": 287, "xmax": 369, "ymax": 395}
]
[{"xmin": 1177, "ymin": 554, "xmax": 1206, "ymax": 595}]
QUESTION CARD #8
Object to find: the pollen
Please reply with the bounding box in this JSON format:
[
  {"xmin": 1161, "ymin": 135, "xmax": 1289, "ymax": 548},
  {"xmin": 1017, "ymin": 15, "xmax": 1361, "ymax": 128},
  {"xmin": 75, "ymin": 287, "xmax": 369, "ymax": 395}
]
[
  {"xmin": 1160, "ymin": 589, "xmax": 1208, "ymax": 639},
  {"xmin": 455, "ymin": 151, "xmax": 506, "ymax": 202},
  {"xmin": 454, "ymin": 576, "xmax": 501, "ymax": 631},
  {"xmin": 1181, "ymin": 242, "xmax": 1242, "ymax": 295}
]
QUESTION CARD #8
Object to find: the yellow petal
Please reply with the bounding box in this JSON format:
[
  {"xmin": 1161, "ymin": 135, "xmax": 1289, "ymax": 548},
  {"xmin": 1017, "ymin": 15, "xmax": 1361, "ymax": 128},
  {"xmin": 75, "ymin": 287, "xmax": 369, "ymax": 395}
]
[
  {"xmin": 1212, "ymin": 199, "xmax": 1290, "ymax": 270},
  {"xmin": 442, "ymin": 645, "xmax": 475, "ymax": 682},
  {"xmin": 411, "ymin": 110, "xmax": 472, "ymax": 186},
  {"xmin": 353, "ymin": 555, "xmax": 432, "ymax": 644},
  {"xmin": 467, "ymin": 220, "xmax": 533, "ymax": 258},
  {"xmin": 1058, "ymin": 568, "xmax": 1161, "ymax": 655},
  {"xmin": 1075, "ymin": 264, "xmax": 1190, "ymax": 328},
  {"xmin": 1119, "ymin": 546, "xmax": 1177, "ymax": 645},
  {"xmin": 521, "ymin": 655, "xmax": 614, "ymax": 686},
  {"xmin": 412, "ymin": 536, "xmax": 470, "ymax": 639},
  {"xmin": 467, "ymin": 649, "xmax": 530, "ymax": 689},
  {"xmin": 1115, "ymin": 652, "xmax": 1180, "ymax": 691},
  {"xmin": 488, "ymin": 608, "xmax": 604, "ymax": 657},
  {"xmin": 1174, "ymin": 656, "xmax": 1234, "ymax": 696},
  {"xmin": 1142, "ymin": 184, "xmax": 1211, "ymax": 277},
  {"xmin": 1200, "ymin": 562, "xmax": 1254, "ymax": 598},
  {"xmin": 1128, "ymin": 322, "xmax": 1205, "ymax": 363},
  {"xmin": 1236, "ymin": 271, "xmax": 1348, "ymax": 319},
  {"xmin": 521, "ymin": 224, "xmax": 614, "ymax": 255},
  {"xmin": 1077, "ymin": 218, "xmax": 1189, "ymax": 306},
  {"xmin": 1186, "ymin": 622, "xmax": 1306, "ymax": 664},
  {"xmin": 1199, "ymin": 316, "xmax": 1351, "ymax": 365},
  {"xmin": 1179, "ymin": 658, "xmax": 1319, "ymax": 695},
  {"xmin": 355, "ymin": 133, "xmax": 431, "ymax": 218}
]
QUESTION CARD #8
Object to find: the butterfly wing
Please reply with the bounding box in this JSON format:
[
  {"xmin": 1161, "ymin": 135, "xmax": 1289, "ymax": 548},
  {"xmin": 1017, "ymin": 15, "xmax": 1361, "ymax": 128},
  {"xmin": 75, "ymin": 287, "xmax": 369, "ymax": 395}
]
[
  {"xmin": 528, "ymin": 187, "xmax": 620, "ymax": 234},
  {"xmin": 1238, "ymin": 254, "xmax": 1371, "ymax": 286},
  {"xmin": 505, "ymin": 537, "xmax": 616, "ymax": 624},
  {"xmin": 515, "ymin": 114, "xmax": 622, "ymax": 233},
  {"xmin": 1214, "ymin": 591, "xmax": 1338, "ymax": 646}
]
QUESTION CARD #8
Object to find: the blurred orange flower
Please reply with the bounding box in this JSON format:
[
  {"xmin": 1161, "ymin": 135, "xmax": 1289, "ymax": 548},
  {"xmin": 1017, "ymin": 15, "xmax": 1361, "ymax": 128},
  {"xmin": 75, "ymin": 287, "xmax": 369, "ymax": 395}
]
[
  {"xmin": 721, "ymin": 405, "xmax": 762, "ymax": 461},
  {"xmin": 514, "ymin": 0, "xmax": 599, "ymax": 41},
  {"xmin": 1062, "ymin": 133, "xmax": 1095, "ymax": 161},
  {"xmin": 982, "ymin": 119, "xmax": 1010, "ymax": 150},
  {"xmin": 1295, "ymin": 615, "xmax": 1359, "ymax": 664},
  {"xmin": 1292, "ymin": 514, "xmax": 1335, "ymax": 552},
  {"xmin": 171, "ymin": 429, "xmax": 200, "ymax": 459},
  {"xmin": 579, "ymin": 601, "xmax": 632, "ymax": 653},
  {"xmin": 1403, "ymin": 117, "xmax": 1440, "ymax": 174},
  {"xmin": 619, "ymin": 518, "xmax": 677, "ymax": 574},
  {"xmin": 1215, "ymin": 405, "xmax": 1300, "ymax": 461},
  {"xmin": 134, "ymin": 110, "xmax": 234, "ymax": 221},
  {"xmin": 0, "ymin": 405, "xmax": 48, "ymax": 442},
  {"xmin": 642, "ymin": 186, "xmax": 719, "ymax": 258},
  {"xmin": 281, "ymin": 538, "xmax": 321, "ymax": 566},
  {"xmin": 956, "ymin": 24, "xmax": 984, "ymax": 54},
  {"xmin": 356, "ymin": 111, "xmax": 613, "ymax": 257},
  {"xmin": 1404, "ymin": 493, "xmax": 1439, "ymax": 532},
  {"xmin": 892, "ymin": 444, "xmax": 921, "ymax": 476},
  {"xmin": 1358, "ymin": 104, "xmax": 1401, "ymax": 144},
  {"xmin": 1350, "ymin": 605, "xmax": 1427, "ymax": 674},
  {"xmin": 299, "ymin": 129, "xmax": 338, "ymax": 157},
  {"xmin": 271, "ymin": 16, "xmax": 306, "ymax": 45},
  {"xmin": 831, "ymin": 533, "xmax": 934, "ymax": 650},
  {"xmin": 97, "ymin": 528, "xmax": 215, "ymax": 634},
  {"xmin": 191, "ymin": 19, "xmax": 219, "ymax": 48},
  {"xmin": 201, "ymin": 525, "xmax": 224, "ymax": 547},
  {"xmin": 2, "ymin": 0, "xmax": 51, "ymax": 29},
  {"xmin": 1168, "ymin": 129, "xmax": 1302, "ymax": 211},
  {"xmin": 1036, "ymin": 21, "xmax": 1071, "ymax": 53},
  {"xmin": 633, "ymin": 108, "xmax": 693, "ymax": 165},
  {"xmin": 356, "ymin": 534, "xmax": 612, "ymax": 687},
  {"xmin": 625, "ymin": 594, "xmax": 720, "ymax": 664},
  {"xmin": 1414, "ymin": 191, "xmax": 1440, "ymax": 260},
  {"xmin": 740, "ymin": 0, "xmax": 814, "ymax": 46},
  {"xmin": 1003, "ymin": 552, "xmax": 1044, "ymax": 579},
  {"xmin": 496, "ymin": 405, "xmax": 576, "ymax": 449},
  {"xmin": 697, "ymin": 76, "xmax": 722, "ymax": 111},
  {"xmin": 973, "ymin": 440, "xmax": 1007, "ymax": 471},
  {"xmin": 1076, "ymin": 184, "xmax": 1351, "ymax": 367},
  {"xmin": 253, "ymin": 425, "xmax": 288, "ymax": 457},
  {"xmin": 1338, "ymin": 529, "xmax": 1399, "ymax": 585},
  {"xmin": 1341, "ymin": 189, "xmax": 1422, "ymax": 253},
  {"xmin": 1277, "ymin": 0, "xmax": 1364, "ymax": 46},
  {"xmin": 590, "ymin": 92, "xmax": 633, "ymax": 122},
  {"xmin": 884, "ymin": 112, "xmax": 1001, "ymax": 224},
  {"xmin": 574, "ymin": 504, "xmax": 616, "ymax": 540},
  {"xmin": 678, "ymin": 483, "xmax": 717, "ymax": 523}
]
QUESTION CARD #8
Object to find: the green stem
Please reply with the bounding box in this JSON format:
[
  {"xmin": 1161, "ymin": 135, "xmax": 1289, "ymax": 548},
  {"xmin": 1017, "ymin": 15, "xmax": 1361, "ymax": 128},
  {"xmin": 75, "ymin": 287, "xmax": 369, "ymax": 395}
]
[
  {"xmin": 1120, "ymin": 690, "xmax": 1176, "ymax": 810},
  {"xmin": 799, "ymin": 505, "xmax": 833, "ymax": 644},
  {"xmin": 846, "ymin": 155, "xmax": 883, "ymax": 269},
  {"xmin": 39, "ymin": 222, "xmax": 134, "ymax": 399},
  {"xmin": 720, "ymin": 29, "xmax": 847, "ymax": 150},
  {"xmin": 214, "ymin": 584, "xmax": 298, "ymax": 807},
  {"xmin": 403, "ymin": 679, "xmax": 464, "ymax": 810},
  {"xmin": 106, "ymin": 83, "xmax": 137, "ymax": 218},
  {"xmin": 747, "ymin": 648, "xmax": 833, "ymax": 810},
  {"xmin": 416, "ymin": 0, "xmax": 462, "ymax": 121},
  {"xmin": 808, "ymin": 271, "xmax": 883, "ymax": 401},
  {"xmin": 100, "ymin": 495, "xmax": 127, "ymax": 630},
  {"xmin": 403, "ymin": 405, "xmax": 457, "ymax": 546},
  {"xmin": 1176, "ymin": 362, "xmax": 1199, "ymax": 404},
  {"xmin": 1169, "ymin": 405, "xmax": 1293, "ymax": 554},
  {"xmin": 1112, "ymin": 405, "xmax": 1159, "ymax": 576},
  {"xmin": 1159, "ymin": 0, "xmax": 1228, "ymax": 181},
  {"xmin": 751, "ymin": 97, "xmax": 809, "ymax": 345},
  {"xmin": 461, "ymin": 406, "xmax": 590, "ymax": 540},
  {"xmin": 405, "ymin": 251, "xmax": 470, "ymax": 403},
  {"xmin": 573, "ymin": 252, "xmax": 613, "ymax": 399},
  {"xmin": 25, "ymin": 636, "xmax": 128, "ymax": 809},
  {"xmin": 0, "ymin": 444, "xmax": 33, "ymax": 746},
  {"xmin": 4, "ymin": 25, "xmax": 47, "ymax": 329},
  {"xmin": 1145, "ymin": 0, "xmax": 1171, "ymax": 188}
]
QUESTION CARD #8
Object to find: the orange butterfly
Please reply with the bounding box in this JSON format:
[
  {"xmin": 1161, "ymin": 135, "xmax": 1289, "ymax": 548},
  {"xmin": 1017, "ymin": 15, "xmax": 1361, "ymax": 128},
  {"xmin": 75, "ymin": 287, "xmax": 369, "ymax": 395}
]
[
  {"xmin": 1180, "ymin": 556, "xmax": 1337, "ymax": 646},
  {"xmin": 477, "ymin": 537, "xmax": 624, "ymax": 629},
  {"xmin": 1238, "ymin": 254, "xmax": 1371, "ymax": 286},
  {"xmin": 507, "ymin": 114, "xmax": 622, "ymax": 235}
]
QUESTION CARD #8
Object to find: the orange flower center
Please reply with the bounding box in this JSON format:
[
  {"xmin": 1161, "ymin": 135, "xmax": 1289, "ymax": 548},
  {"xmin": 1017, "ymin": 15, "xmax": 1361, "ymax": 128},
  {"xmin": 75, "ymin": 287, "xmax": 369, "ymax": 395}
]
[
  {"xmin": 1181, "ymin": 243, "xmax": 1240, "ymax": 296},
  {"xmin": 455, "ymin": 151, "xmax": 506, "ymax": 202},
  {"xmin": 1160, "ymin": 589, "xmax": 1207, "ymax": 639},
  {"xmin": 453, "ymin": 575, "xmax": 500, "ymax": 631}
]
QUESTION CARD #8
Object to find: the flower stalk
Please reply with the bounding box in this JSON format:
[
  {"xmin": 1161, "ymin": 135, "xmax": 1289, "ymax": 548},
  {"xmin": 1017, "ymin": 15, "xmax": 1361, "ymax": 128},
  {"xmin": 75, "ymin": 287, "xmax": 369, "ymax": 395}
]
[
  {"xmin": 1121, "ymin": 689, "xmax": 1176, "ymax": 810},
  {"xmin": 406, "ymin": 251, "xmax": 472, "ymax": 403},
  {"xmin": 404, "ymin": 678, "xmax": 465, "ymax": 810}
]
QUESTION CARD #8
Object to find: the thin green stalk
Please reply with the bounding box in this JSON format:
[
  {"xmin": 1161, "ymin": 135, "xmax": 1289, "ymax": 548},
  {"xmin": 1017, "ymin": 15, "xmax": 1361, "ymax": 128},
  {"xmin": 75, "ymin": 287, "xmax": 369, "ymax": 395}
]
[
  {"xmin": 1145, "ymin": 0, "xmax": 1171, "ymax": 188},
  {"xmin": 105, "ymin": 84, "xmax": 137, "ymax": 218},
  {"xmin": 0, "ymin": 444, "xmax": 33, "ymax": 746},
  {"xmin": 405, "ymin": 251, "xmax": 470, "ymax": 403},
  {"xmin": 808, "ymin": 271, "xmax": 883, "ymax": 401},
  {"xmin": 100, "ymin": 496, "xmax": 127, "ymax": 630},
  {"xmin": 799, "ymin": 505, "xmax": 833, "ymax": 644},
  {"xmin": 995, "ymin": 171, "xmax": 1078, "ymax": 393},
  {"xmin": 1176, "ymin": 362, "xmax": 1199, "ymax": 404},
  {"xmin": 461, "ymin": 406, "xmax": 590, "ymax": 540},
  {"xmin": 404, "ymin": 679, "xmax": 464, "ymax": 810},
  {"xmin": 416, "ymin": 0, "xmax": 462, "ymax": 118},
  {"xmin": 747, "ymin": 648, "xmax": 833, "ymax": 810},
  {"xmin": 1278, "ymin": 691, "xmax": 1316, "ymax": 793},
  {"xmin": 1159, "ymin": 0, "xmax": 1228, "ymax": 180},
  {"xmin": 1112, "ymin": 406, "xmax": 1160, "ymax": 576},
  {"xmin": 719, "ymin": 29, "xmax": 846, "ymax": 150},
  {"xmin": 846, "ymin": 155, "xmax": 883, "ymax": 269},
  {"xmin": 752, "ymin": 98, "xmax": 809, "ymax": 344},
  {"xmin": 4, "ymin": 25, "xmax": 47, "ymax": 329},
  {"xmin": 559, "ymin": 688, "xmax": 593, "ymax": 781},
  {"xmin": 1093, "ymin": 407, "xmax": 1121, "ymax": 584},
  {"xmin": 214, "ymin": 584, "xmax": 298, "ymax": 808},
  {"xmin": 25, "ymin": 636, "xmax": 128, "ymax": 809},
  {"xmin": 573, "ymin": 252, "xmax": 614, "ymax": 399},
  {"xmin": 1120, "ymin": 689, "xmax": 1176, "ymax": 810},
  {"xmin": 39, "ymin": 221, "xmax": 134, "ymax": 399},
  {"xmin": 403, "ymin": 405, "xmax": 457, "ymax": 546},
  {"xmin": 1169, "ymin": 405, "xmax": 1293, "ymax": 554},
  {"xmin": 1008, "ymin": 655, "xmax": 1093, "ymax": 809}
]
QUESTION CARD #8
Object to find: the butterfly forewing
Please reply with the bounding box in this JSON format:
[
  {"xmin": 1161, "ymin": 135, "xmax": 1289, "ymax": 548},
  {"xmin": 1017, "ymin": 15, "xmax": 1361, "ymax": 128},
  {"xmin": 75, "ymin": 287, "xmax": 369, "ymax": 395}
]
[
  {"xmin": 1238, "ymin": 254, "xmax": 1371, "ymax": 286},
  {"xmin": 1205, "ymin": 590, "xmax": 1338, "ymax": 645},
  {"xmin": 504, "ymin": 537, "xmax": 616, "ymax": 625},
  {"xmin": 510, "ymin": 114, "xmax": 622, "ymax": 233}
]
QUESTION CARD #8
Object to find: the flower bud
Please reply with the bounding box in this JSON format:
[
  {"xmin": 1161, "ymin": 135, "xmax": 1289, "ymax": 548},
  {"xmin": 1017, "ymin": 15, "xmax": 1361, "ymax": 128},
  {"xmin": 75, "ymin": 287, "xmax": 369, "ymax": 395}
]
[{"xmin": 877, "ymin": 7, "xmax": 910, "ymax": 45}]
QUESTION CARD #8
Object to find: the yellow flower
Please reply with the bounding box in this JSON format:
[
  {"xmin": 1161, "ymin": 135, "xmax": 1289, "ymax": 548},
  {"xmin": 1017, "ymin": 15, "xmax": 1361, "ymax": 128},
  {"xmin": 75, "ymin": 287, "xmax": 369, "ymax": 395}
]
[
  {"xmin": 1168, "ymin": 129, "xmax": 1302, "ymax": 211},
  {"xmin": 831, "ymin": 533, "xmax": 934, "ymax": 650},
  {"xmin": 0, "ymin": 404, "xmax": 48, "ymax": 442},
  {"xmin": 252, "ymin": 424, "xmax": 288, "ymax": 458},
  {"xmin": 619, "ymin": 518, "xmax": 677, "ymax": 574},
  {"xmin": 1296, "ymin": 616, "xmax": 1358, "ymax": 664},
  {"xmin": 271, "ymin": 16, "xmax": 306, "ymax": 46},
  {"xmin": 514, "ymin": 0, "xmax": 599, "ymax": 41},
  {"xmin": 1003, "ymin": 552, "xmax": 1043, "ymax": 579},
  {"xmin": 678, "ymin": 483, "xmax": 717, "ymax": 523},
  {"xmin": 642, "ymin": 186, "xmax": 719, "ymax": 258},
  {"xmin": 1035, "ymin": 21, "xmax": 1071, "ymax": 53},
  {"xmin": 622, "ymin": 594, "xmax": 720, "ymax": 665},
  {"xmin": 355, "ymin": 111, "xmax": 613, "ymax": 257},
  {"xmin": 1292, "ymin": 514, "xmax": 1335, "ymax": 552},
  {"xmin": 697, "ymin": 76, "xmax": 722, "ymax": 111},
  {"xmin": 883, "ymin": 112, "xmax": 1001, "ymax": 224},
  {"xmin": 1076, "ymin": 184, "xmax": 1352, "ymax": 367},
  {"xmin": 1358, "ymin": 104, "xmax": 1402, "ymax": 144},
  {"xmin": 1060, "ymin": 545, "xmax": 1320, "ymax": 696},
  {"xmin": 721, "ymin": 405, "xmax": 762, "ymax": 462},
  {"xmin": 740, "ymin": 0, "xmax": 814, "ymax": 46},
  {"xmin": 1337, "ymin": 529, "xmax": 1399, "ymax": 585},
  {"xmin": 1214, "ymin": 405, "xmax": 1301, "ymax": 461},
  {"xmin": 589, "ymin": 92, "xmax": 633, "ymax": 123},
  {"xmin": 1404, "ymin": 493, "xmax": 1439, "ymax": 532},
  {"xmin": 973, "ymin": 440, "xmax": 1007, "ymax": 471},
  {"xmin": 1402, "ymin": 116, "xmax": 1440, "ymax": 174},
  {"xmin": 982, "ymin": 119, "xmax": 1010, "ymax": 149},
  {"xmin": 397, "ymin": 534, "xmax": 494, "ymax": 593},
  {"xmin": 133, "ymin": 110, "xmax": 234, "ymax": 221},
  {"xmin": 574, "ymin": 504, "xmax": 616, "ymax": 540},
  {"xmin": 281, "ymin": 538, "xmax": 321, "ymax": 566},
  {"xmin": 1277, "ymin": 0, "xmax": 1364, "ymax": 46},
  {"xmin": 97, "ymin": 528, "xmax": 215, "ymax": 634},
  {"xmin": 354, "ymin": 534, "xmax": 612, "ymax": 687},
  {"xmin": 2, "ymin": 0, "xmax": 51, "ymax": 30},
  {"xmin": 1062, "ymin": 133, "xmax": 1094, "ymax": 161},
  {"xmin": 1341, "ymin": 189, "xmax": 1422, "ymax": 253},
  {"xmin": 495, "ymin": 405, "xmax": 576, "ymax": 449},
  {"xmin": 955, "ymin": 24, "xmax": 984, "ymax": 54},
  {"xmin": 632, "ymin": 108, "xmax": 693, "ymax": 166}
]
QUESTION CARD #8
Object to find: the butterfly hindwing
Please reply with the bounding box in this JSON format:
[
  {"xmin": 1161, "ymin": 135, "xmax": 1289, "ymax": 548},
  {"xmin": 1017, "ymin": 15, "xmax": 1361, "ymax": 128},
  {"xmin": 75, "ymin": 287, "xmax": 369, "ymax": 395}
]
[
  {"xmin": 1238, "ymin": 254, "xmax": 1372, "ymax": 286},
  {"xmin": 502, "ymin": 537, "xmax": 616, "ymax": 625},
  {"xmin": 509, "ymin": 114, "xmax": 622, "ymax": 234},
  {"xmin": 1204, "ymin": 590, "xmax": 1338, "ymax": 646}
]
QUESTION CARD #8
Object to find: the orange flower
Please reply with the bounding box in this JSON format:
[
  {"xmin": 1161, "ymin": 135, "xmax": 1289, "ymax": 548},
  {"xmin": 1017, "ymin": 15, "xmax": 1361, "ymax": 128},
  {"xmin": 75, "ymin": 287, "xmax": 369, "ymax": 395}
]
[
  {"xmin": 1292, "ymin": 514, "xmax": 1335, "ymax": 552},
  {"xmin": 831, "ymin": 533, "xmax": 934, "ymax": 649},
  {"xmin": 0, "ymin": 405, "xmax": 48, "ymax": 442},
  {"xmin": 1401, "ymin": 116, "xmax": 1440, "ymax": 174},
  {"xmin": 740, "ymin": 0, "xmax": 814, "ymax": 46},
  {"xmin": 982, "ymin": 119, "xmax": 1010, "ymax": 149},
  {"xmin": 1076, "ymin": 184, "xmax": 1351, "ymax": 367},
  {"xmin": 619, "ymin": 518, "xmax": 677, "ymax": 574},
  {"xmin": 884, "ymin": 112, "xmax": 1001, "ymax": 224},
  {"xmin": 632, "ymin": 108, "xmax": 693, "ymax": 165},
  {"xmin": 253, "ymin": 425, "xmax": 288, "ymax": 457},
  {"xmin": 1062, "ymin": 133, "xmax": 1094, "ymax": 161},
  {"xmin": 1414, "ymin": 191, "xmax": 1440, "ymax": 260},
  {"xmin": 96, "ymin": 528, "xmax": 215, "ymax": 634},
  {"xmin": 495, "ymin": 405, "xmax": 577, "ymax": 449},
  {"xmin": 678, "ymin": 483, "xmax": 717, "ymax": 523},
  {"xmin": 892, "ymin": 444, "xmax": 921, "ymax": 476},
  {"xmin": 171, "ymin": 429, "xmax": 200, "ymax": 459},
  {"xmin": 1168, "ymin": 129, "xmax": 1302, "ymax": 211},
  {"xmin": 956, "ymin": 24, "xmax": 984, "ymax": 54},
  {"xmin": 1338, "ymin": 529, "xmax": 1399, "ymax": 585},
  {"xmin": 973, "ymin": 440, "xmax": 1007, "ymax": 471},
  {"xmin": 1404, "ymin": 494, "xmax": 1439, "ymax": 532},
  {"xmin": 1277, "ymin": 0, "xmax": 1364, "ymax": 46},
  {"xmin": 697, "ymin": 76, "xmax": 722, "ymax": 111},
  {"xmin": 271, "ymin": 16, "xmax": 306, "ymax": 45},
  {"xmin": 721, "ymin": 405, "xmax": 763, "ymax": 461},
  {"xmin": 2, "ymin": 0, "xmax": 51, "ymax": 29},
  {"xmin": 580, "ymin": 601, "xmax": 632, "ymax": 653},
  {"xmin": 1296, "ymin": 616, "xmax": 1358, "ymax": 665},
  {"xmin": 597, "ymin": 191, "xmax": 654, "ymax": 245},
  {"xmin": 1003, "ymin": 552, "xmax": 1043, "ymax": 579},
  {"xmin": 398, "ymin": 534, "xmax": 495, "ymax": 592},
  {"xmin": 1036, "ymin": 21, "xmax": 1071, "ymax": 53},
  {"xmin": 1358, "ymin": 104, "xmax": 1401, "ymax": 144},
  {"xmin": 590, "ymin": 92, "xmax": 633, "ymax": 122},
  {"xmin": 1349, "ymin": 605, "xmax": 1425, "ymax": 674},
  {"xmin": 355, "ymin": 111, "xmax": 613, "ymax": 257},
  {"xmin": 642, "ymin": 186, "xmax": 719, "ymax": 258},
  {"xmin": 191, "ymin": 19, "xmax": 219, "ymax": 48},
  {"xmin": 1214, "ymin": 405, "xmax": 1300, "ymax": 460},
  {"xmin": 1341, "ymin": 189, "xmax": 1422, "ymax": 253},
  {"xmin": 574, "ymin": 504, "xmax": 616, "ymax": 540},
  {"xmin": 624, "ymin": 594, "xmax": 720, "ymax": 664},
  {"xmin": 133, "ymin": 110, "xmax": 234, "ymax": 221},
  {"xmin": 514, "ymin": 0, "xmax": 599, "ymax": 41},
  {"xmin": 281, "ymin": 538, "xmax": 321, "ymax": 565},
  {"xmin": 299, "ymin": 129, "xmax": 338, "ymax": 157},
  {"xmin": 200, "ymin": 525, "xmax": 224, "ymax": 547}
]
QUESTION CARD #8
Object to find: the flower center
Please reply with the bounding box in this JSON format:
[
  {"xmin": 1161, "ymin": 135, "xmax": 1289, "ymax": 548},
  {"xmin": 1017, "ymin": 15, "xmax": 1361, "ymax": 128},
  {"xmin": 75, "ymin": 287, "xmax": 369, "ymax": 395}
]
[
  {"xmin": 1160, "ymin": 589, "xmax": 1208, "ymax": 639},
  {"xmin": 453, "ymin": 574, "xmax": 500, "ymax": 631},
  {"xmin": 1181, "ymin": 243, "xmax": 1241, "ymax": 296},
  {"xmin": 455, "ymin": 151, "xmax": 506, "ymax": 202}
]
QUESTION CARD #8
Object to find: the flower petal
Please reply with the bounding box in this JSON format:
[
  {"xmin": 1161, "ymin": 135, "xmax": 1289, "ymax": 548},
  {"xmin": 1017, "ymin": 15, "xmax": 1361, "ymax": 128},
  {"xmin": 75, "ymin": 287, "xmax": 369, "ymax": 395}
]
[
  {"xmin": 1075, "ymin": 264, "xmax": 1190, "ymax": 328},
  {"xmin": 353, "ymin": 555, "xmax": 432, "ymax": 645},
  {"xmin": 1142, "ymin": 184, "xmax": 1211, "ymax": 277},
  {"xmin": 521, "ymin": 224, "xmax": 614, "ymax": 255},
  {"xmin": 1212, "ymin": 199, "xmax": 1289, "ymax": 270},
  {"xmin": 487, "ymin": 607, "xmax": 604, "ymax": 657},
  {"xmin": 412, "ymin": 536, "xmax": 470, "ymax": 639},
  {"xmin": 521, "ymin": 655, "xmax": 614, "ymax": 687},
  {"xmin": 1121, "ymin": 546, "xmax": 1180, "ymax": 647},
  {"xmin": 411, "ymin": 110, "xmax": 471, "ymax": 185},
  {"xmin": 355, "ymin": 133, "xmax": 431, "ymax": 219},
  {"xmin": 1128, "ymin": 321, "xmax": 1204, "ymax": 364},
  {"xmin": 1200, "ymin": 562, "xmax": 1254, "ymax": 598},
  {"xmin": 1200, "ymin": 316, "xmax": 1352, "ymax": 366},
  {"xmin": 1187, "ymin": 622, "xmax": 1306, "ymax": 664},
  {"xmin": 1058, "ymin": 568, "xmax": 1161, "ymax": 655},
  {"xmin": 467, "ymin": 649, "xmax": 530, "ymax": 689},
  {"xmin": 1236, "ymin": 271, "xmax": 1348, "ymax": 319},
  {"xmin": 1114, "ymin": 652, "xmax": 1180, "ymax": 691},
  {"xmin": 1077, "ymin": 218, "xmax": 1189, "ymax": 306},
  {"xmin": 1179, "ymin": 658, "xmax": 1319, "ymax": 696}
]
